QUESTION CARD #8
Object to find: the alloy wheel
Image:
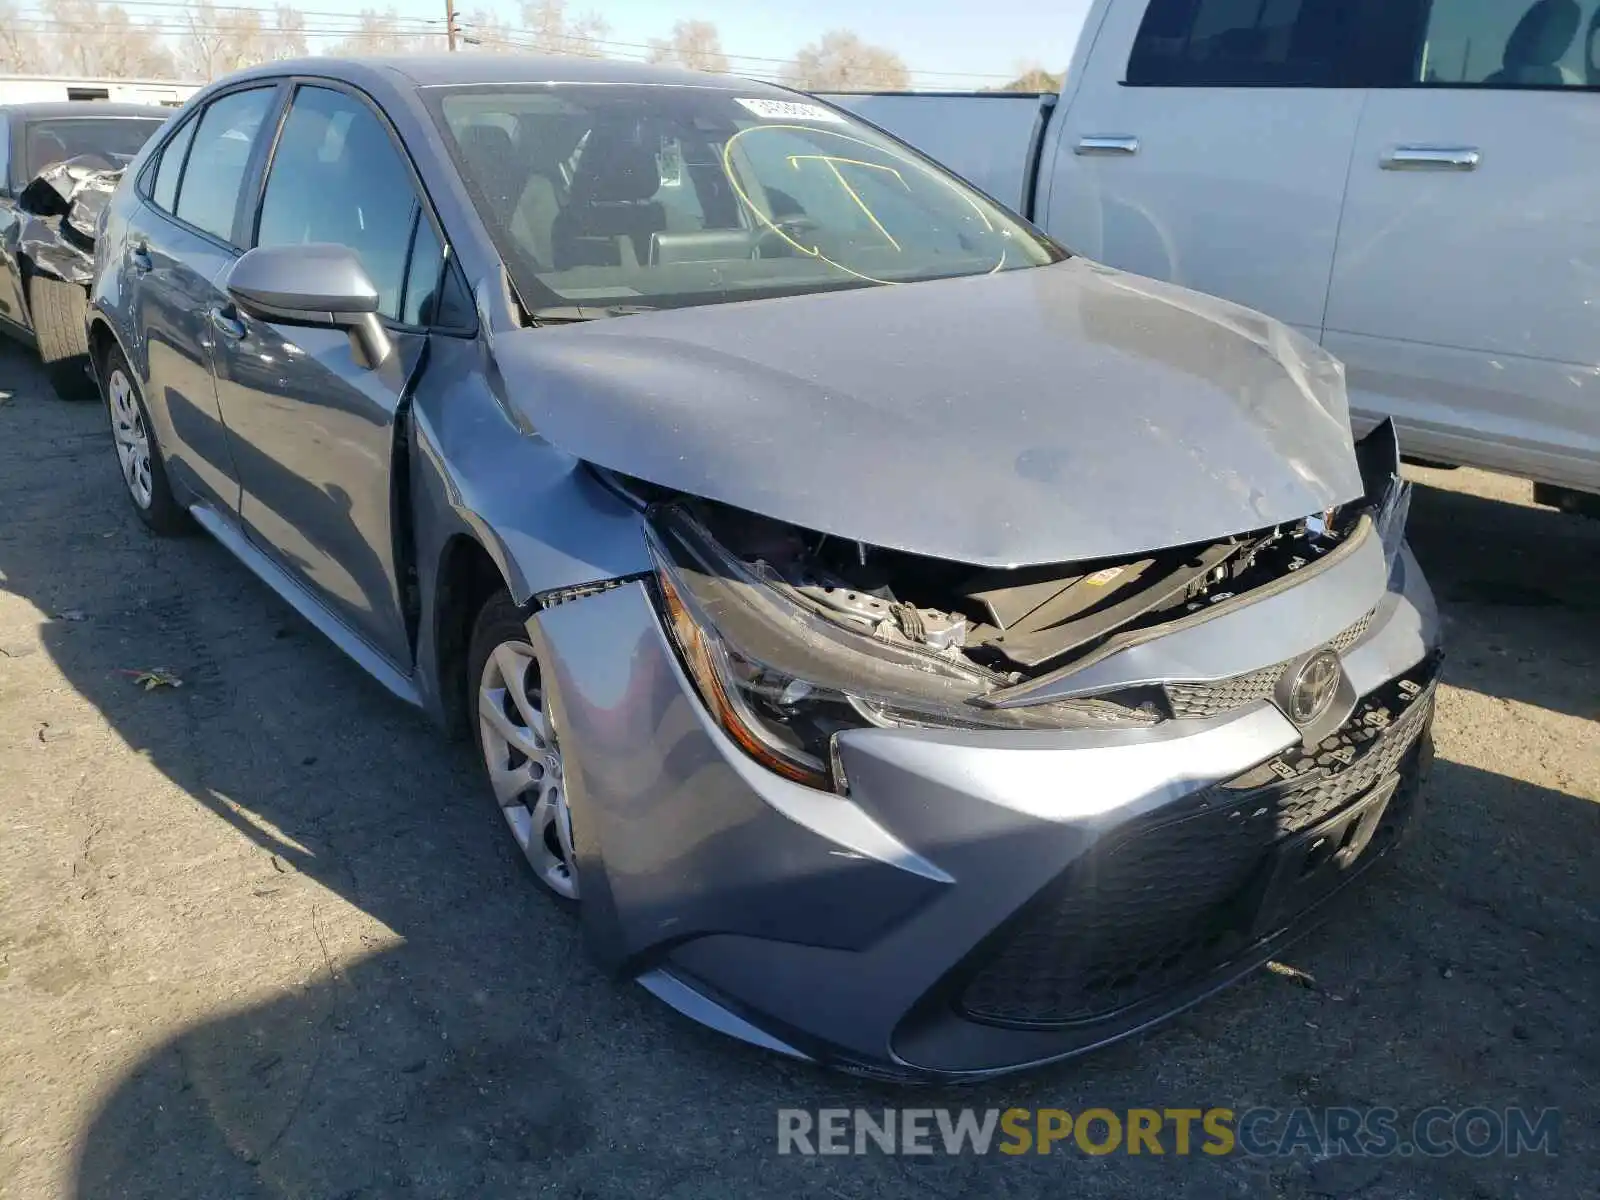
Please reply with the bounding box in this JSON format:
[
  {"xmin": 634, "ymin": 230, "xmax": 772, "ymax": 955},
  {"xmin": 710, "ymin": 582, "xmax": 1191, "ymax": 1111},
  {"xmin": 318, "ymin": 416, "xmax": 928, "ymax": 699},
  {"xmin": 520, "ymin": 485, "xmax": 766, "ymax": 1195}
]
[
  {"xmin": 477, "ymin": 640, "xmax": 578, "ymax": 899},
  {"xmin": 108, "ymin": 368, "xmax": 153, "ymax": 510}
]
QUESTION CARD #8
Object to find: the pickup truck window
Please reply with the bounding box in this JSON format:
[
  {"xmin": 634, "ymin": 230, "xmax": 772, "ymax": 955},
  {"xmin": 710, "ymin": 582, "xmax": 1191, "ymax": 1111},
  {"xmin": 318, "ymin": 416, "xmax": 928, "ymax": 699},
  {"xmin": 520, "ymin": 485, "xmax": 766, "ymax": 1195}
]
[
  {"xmin": 1127, "ymin": 0, "xmax": 1356, "ymax": 86},
  {"xmin": 433, "ymin": 84, "xmax": 1064, "ymax": 314},
  {"xmin": 1416, "ymin": 0, "xmax": 1600, "ymax": 86}
]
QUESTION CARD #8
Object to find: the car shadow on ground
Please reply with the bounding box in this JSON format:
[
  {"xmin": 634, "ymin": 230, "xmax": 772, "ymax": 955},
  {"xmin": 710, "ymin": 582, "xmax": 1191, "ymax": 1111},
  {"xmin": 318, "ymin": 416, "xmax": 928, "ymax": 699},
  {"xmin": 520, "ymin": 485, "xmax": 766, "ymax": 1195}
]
[
  {"xmin": 1402, "ymin": 472, "xmax": 1599, "ymax": 725},
  {"xmin": 0, "ymin": 341, "xmax": 1593, "ymax": 1199}
]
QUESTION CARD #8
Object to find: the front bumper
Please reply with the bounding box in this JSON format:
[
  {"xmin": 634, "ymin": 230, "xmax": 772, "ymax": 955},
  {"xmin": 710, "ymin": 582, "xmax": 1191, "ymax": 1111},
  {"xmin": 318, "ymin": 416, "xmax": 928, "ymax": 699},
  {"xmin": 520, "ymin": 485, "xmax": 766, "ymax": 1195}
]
[{"xmin": 531, "ymin": 542, "xmax": 1441, "ymax": 1082}]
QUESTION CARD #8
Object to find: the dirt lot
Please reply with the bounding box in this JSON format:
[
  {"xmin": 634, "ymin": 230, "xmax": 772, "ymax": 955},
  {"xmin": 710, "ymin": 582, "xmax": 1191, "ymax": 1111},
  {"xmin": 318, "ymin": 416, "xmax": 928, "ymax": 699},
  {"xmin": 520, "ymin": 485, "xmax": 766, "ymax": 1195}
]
[{"xmin": 0, "ymin": 338, "xmax": 1595, "ymax": 1200}]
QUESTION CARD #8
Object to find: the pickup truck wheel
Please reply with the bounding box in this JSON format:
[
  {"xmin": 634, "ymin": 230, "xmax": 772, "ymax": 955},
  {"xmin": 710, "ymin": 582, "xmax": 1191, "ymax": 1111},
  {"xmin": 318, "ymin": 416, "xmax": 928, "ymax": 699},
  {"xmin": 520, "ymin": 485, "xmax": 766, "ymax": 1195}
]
[
  {"xmin": 468, "ymin": 591, "xmax": 580, "ymax": 903},
  {"xmin": 102, "ymin": 346, "xmax": 188, "ymax": 535},
  {"xmin": 28, "ymin": 275, "xmax": 95, "ymax": 401}
]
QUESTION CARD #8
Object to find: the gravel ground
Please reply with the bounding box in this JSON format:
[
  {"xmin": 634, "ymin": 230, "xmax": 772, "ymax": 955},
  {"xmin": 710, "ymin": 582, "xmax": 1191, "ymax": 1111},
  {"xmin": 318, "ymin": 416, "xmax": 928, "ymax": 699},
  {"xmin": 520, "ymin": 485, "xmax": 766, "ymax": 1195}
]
[{"xmin": 0, "ymin": 338, "xmax": 1595, "ymax": 1200}]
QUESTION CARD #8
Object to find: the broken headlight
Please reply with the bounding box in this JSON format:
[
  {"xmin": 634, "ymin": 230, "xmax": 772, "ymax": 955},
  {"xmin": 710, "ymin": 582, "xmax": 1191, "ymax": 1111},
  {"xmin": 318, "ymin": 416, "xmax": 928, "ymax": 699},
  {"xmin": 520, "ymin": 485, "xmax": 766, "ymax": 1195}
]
[
  {"xmin": 1348, "ymin": 418, "xmax": 1412, "ymax": 578},
  {"xmin": 648, "ymin": 506, "xmax": 1155, "ymax": 791}
]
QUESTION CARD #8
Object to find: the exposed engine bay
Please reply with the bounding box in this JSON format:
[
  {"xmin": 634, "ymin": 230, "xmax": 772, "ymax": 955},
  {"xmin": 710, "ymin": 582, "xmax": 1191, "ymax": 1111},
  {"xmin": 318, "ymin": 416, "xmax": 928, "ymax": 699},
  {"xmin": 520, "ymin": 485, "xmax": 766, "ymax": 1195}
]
[
  {"xmin": 616, "ymin": 423, "xmax": 1402, "ymax": 786},
  {"xmin": 664, "ymin": 498, "xmax": 1365, "ymax": 684}
]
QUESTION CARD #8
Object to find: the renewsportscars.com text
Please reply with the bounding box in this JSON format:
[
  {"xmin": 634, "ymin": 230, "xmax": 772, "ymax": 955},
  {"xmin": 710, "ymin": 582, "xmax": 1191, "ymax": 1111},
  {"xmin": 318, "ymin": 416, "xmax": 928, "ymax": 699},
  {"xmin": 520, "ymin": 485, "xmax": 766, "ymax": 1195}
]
[{"xmin": 776, "ymin": 1106, "xmax": 1560, "ymax": 1158}]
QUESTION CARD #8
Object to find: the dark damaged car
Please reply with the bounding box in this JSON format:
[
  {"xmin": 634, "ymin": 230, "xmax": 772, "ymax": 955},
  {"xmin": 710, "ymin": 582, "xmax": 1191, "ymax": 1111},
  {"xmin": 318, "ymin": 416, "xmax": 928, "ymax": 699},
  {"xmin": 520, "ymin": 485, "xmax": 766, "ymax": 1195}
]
[
  {"xmin": 87, "ymin": 57, "xmax": 1441, "ymax": 1081},
  {"xmin": 0, "ymin": 102, "xmax": 168, "ymax": 397}
]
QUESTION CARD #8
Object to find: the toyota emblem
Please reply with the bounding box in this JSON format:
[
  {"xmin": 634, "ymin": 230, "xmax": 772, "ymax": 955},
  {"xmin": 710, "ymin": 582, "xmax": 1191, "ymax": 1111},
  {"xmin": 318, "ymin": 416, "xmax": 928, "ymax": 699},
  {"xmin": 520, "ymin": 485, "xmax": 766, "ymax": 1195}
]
[{"xmin": 1284, "ymin": 649, "xmax": 1342, "ymax": 726}]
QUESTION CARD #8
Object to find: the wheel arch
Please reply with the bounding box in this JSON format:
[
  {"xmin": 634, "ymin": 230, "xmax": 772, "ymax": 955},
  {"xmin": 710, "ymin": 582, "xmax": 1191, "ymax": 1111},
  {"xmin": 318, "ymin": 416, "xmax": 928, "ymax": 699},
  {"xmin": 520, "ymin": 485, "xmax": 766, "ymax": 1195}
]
[
  {"xmin": 432, "ymin": 532, "xmax": 518, "ymax": 739},
  {"xmin": 86, "ymin": 313, "xmax": 128, "ymax": 396}
]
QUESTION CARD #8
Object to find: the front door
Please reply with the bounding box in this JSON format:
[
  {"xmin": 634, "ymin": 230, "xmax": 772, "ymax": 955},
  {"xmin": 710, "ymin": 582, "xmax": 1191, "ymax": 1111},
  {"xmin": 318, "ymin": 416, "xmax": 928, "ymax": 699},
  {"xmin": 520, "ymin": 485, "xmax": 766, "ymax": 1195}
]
[
  {"xmin": 1040, "ymin": 0, "xmax": 1384, "ymax": 341},
  {"xmin": 211, "ymin": 82, "xmax": 443, "ymax": 669},
  {"xmin": 1324, "ymin": 0, "xmax": 1600, "ymax": 491}
]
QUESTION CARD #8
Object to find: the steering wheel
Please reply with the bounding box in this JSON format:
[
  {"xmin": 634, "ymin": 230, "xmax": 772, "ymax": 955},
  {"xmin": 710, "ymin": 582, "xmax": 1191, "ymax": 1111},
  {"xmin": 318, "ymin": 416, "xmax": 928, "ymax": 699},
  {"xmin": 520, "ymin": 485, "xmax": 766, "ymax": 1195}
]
[{"xmin": 756, "ymin": 214, "xmax": 823, "ymax": 258}]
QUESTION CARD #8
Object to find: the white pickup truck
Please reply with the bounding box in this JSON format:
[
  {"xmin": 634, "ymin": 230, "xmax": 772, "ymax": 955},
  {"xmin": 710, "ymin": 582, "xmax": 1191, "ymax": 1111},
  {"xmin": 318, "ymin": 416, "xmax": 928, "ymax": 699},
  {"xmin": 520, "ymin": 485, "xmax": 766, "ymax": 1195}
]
[{"xmin": 823, "ymin": 0, "xmax": 1600, "ymax": 509}]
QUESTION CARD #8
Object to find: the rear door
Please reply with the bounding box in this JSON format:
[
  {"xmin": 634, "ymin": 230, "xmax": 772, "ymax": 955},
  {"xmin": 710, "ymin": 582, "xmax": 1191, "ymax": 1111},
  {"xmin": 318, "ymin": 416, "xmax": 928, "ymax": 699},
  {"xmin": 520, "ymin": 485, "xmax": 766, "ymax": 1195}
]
[
  {"xmin": 1039, "ymin": 0, "xmax": 1389, "ymax": 339},
  {"xmin": 125, "ymin": 85, "xmax": 281, "ymax": 512},
  {"xmin": 1324, "ymin": 0, "xmax": 1600, "ymax": 491},
  {"xmin": 211, "ymin": 81, "xmax": 453, "ymax": 669}
]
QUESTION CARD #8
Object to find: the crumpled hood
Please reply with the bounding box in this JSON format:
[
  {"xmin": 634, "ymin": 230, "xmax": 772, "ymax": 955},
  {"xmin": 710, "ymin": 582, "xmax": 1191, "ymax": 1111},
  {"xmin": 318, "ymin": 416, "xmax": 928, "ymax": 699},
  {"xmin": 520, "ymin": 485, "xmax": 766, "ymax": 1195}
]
[{"xmin": 496, "ymin": 258, "xmax": 1362, "ymax": 567}]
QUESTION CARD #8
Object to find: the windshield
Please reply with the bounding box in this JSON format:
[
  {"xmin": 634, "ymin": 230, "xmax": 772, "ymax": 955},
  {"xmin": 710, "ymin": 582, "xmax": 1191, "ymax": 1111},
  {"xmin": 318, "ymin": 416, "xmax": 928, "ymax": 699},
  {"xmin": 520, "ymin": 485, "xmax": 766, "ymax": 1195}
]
[
  {"xmin": 431, "ymin": 84, "xmax": 1063, "ymax": 314},
  {"xmin": 25, "ymin": 117, "xmax": 164, "ymax": 178}
]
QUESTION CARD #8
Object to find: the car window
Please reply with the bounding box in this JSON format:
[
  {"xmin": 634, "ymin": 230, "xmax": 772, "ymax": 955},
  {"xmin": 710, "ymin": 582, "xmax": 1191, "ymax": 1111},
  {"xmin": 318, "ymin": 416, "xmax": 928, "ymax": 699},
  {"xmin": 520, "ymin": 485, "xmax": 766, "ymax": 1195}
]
[
  {"xmin": 732, "ymin": 125, "xmax": 968, "ymax": 260},
  {"xmin": 23, "ymin": 117, "xmax": 163, "ymax": 178},
  {"xmin": 175, "ymin": 88, "xmax": 275, "ymax": 243},
  {"xmin": 1127, "ymin": 0, "xmax": 1359, "ymax": 85},
  {"xmin": 436, "ymin": 85, "xmax": 1060, "ymax": 313},
  {"xmin": 0, "ymin": 116, "xmax": 10, "ymax": 192},
  {"xmin": 256, "ymin": 85, "xmax": 421, "ymax": 321},
  {"xmin": 1414, "ymin": 0, "xmax": 1600, "ymax": 85},
  {"xmin": 401, "ymin": 214, "xmax": 443, "ymax": 326},
  {"xmin": 150, "ymin": 113, "xmax": 197, "ymax": 214}
]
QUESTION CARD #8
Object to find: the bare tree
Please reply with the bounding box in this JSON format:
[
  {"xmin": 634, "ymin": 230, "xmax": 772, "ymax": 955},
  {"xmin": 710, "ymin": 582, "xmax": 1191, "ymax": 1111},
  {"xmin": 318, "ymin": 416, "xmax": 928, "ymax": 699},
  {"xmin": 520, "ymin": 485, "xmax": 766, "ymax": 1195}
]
[
  {"xmin": 0, "ymin": 0, "xmax": 43, "ymax": 74},
  {"xmin": 43, "ymin": 0, "xmax": 176, "ymax": 78},
  {"xmin": 518, "ymin": 0, "xmax": 610, "ymax": 57},
  {"xmin": 329, "ymin": 7, "xmax": 434, "ymax": 55},
  {"xmin": 996, "ymin": 63, "xmax": 1063, "ymax": 92},
  {"xmin": 271, "ymin": 5, "xmax": 308, "ymax": 60},
  {"xmin": 646, "ymin": 19, "xmax": 729, "ymax": 74},
  {"xmin": 177, "ymin": 2, "xmax": 306, "ymax": 79},
  {"xmin": 180, "ymin": 0, "xmax": 265, "ymax": 80},
  {"xmin": 780, "ymin": 30, "xmax": 910, "ymax": 92},
  {"xmin": 458, "ymin": 6, "xmax": 514, "ymax": 51}
]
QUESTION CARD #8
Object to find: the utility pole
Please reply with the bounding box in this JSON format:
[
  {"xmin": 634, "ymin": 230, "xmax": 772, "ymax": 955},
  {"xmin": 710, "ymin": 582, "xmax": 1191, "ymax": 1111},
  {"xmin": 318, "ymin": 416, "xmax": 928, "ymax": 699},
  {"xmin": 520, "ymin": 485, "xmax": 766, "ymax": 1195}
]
[{"xmin": 445, "ymin": 0, "xmax": 457, "ymax": 50}]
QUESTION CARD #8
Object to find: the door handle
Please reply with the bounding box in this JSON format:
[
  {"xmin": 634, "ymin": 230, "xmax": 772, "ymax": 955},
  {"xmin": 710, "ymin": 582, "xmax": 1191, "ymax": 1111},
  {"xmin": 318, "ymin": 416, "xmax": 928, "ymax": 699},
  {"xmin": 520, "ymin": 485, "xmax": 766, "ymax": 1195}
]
[
  {"xmin": 208, "ymin": 304, "xmax": 246, "ymax": 339},
  {"xmin": 1076, "ymin": 135, "xmax": 1140, "ymax": 156},
  {"xmin": 129, "ymin": 243, "xmax": 153, "ymax": 273},
  {"xmin": 1382, "ymin": 146, "xmax": 1481, "ymax": 171}
]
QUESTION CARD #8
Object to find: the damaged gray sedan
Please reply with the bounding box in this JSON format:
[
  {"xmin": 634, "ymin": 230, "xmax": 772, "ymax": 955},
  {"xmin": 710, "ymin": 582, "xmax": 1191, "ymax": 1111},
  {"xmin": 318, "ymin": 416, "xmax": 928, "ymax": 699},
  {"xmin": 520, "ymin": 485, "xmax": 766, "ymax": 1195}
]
[
  {"xmin": 88, "ymin": 56, "xmax": 1441, "ymax": 1081},
  {"xmin": 0, "ymin": 102, "xmax": 168, "ymax": 398}
]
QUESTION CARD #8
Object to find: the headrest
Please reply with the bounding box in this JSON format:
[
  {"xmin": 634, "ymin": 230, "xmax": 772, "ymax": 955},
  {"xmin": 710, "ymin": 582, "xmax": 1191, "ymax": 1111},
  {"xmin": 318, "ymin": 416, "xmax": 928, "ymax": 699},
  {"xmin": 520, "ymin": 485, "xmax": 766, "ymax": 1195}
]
[
  {"xmin": 1503, "ymin": 0, "xmax": 1580, "ymax": 68},
  {"xmin": 459, "ymin": 122, "xmax": 516, "ymax": 162},
  {"xmin": 572, "ymin": 137, "xmax": 661, "ymax": 203}
]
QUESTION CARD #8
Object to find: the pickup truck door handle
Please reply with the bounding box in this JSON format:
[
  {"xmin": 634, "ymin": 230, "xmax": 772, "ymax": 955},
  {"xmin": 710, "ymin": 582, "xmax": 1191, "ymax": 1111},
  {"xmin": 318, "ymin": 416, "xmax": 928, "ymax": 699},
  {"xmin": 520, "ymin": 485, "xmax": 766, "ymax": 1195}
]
[
  {"xmin": 1382, "ymin": 146, "xmax": 1481, "ymax": 171},
  {"xmin": 208, "ymin": 304, "xmax": 246, "ymax": 340},
  {"xmin": 1076, "ymin": 135, "xmax": 1140, "ymax": 156}
]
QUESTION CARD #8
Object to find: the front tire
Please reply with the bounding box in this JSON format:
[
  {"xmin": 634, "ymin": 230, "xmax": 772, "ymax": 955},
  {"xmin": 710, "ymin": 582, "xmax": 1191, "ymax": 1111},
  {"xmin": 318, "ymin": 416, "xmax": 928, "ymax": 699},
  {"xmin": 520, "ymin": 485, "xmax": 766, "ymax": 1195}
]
[
  {"xmin": 467, "ymin": 590, "xmax": 580, "ymax": 902},
  {"xmin": 101, "ymin": 345, "xmax": 188, "ymax": 535},
  {"xmin": 29, "ymin": 275, "xmax": 95, "ymax": 401}
]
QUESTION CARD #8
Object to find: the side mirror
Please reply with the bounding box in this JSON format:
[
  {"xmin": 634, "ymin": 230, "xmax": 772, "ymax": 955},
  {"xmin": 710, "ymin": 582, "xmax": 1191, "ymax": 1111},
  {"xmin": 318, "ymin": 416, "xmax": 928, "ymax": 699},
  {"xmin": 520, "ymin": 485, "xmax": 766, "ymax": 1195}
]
[{"xmin": 226, "ymin": 243, "xmax": 391, "ymax": 368}]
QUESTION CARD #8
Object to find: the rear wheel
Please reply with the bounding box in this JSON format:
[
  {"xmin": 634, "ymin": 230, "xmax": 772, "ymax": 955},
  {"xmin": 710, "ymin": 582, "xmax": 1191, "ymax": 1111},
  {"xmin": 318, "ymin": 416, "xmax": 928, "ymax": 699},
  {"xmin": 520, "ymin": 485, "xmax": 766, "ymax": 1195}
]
[
  {"xmin": 28, "ymin": 275, "xmax": 95, "ymax": 401},
  {"xmin": 102, "ymin": 346, "xmax": 188, "ymax": 535},
  {"xmin": 468, "ymin": 590, "xmax": 579, "ymax": 902}
]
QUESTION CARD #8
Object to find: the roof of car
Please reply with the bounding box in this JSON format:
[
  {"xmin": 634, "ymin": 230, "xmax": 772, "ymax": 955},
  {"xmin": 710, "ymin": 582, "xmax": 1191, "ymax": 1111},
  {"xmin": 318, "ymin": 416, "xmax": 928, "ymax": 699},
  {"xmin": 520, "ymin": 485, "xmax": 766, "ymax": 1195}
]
[
  {"xmin": 0, "ymin": 101, "xmax": 172, "ymax": 119},
  {"xmin": 232, "ymin": 53, "xmax": 784, "ymax": 93}
]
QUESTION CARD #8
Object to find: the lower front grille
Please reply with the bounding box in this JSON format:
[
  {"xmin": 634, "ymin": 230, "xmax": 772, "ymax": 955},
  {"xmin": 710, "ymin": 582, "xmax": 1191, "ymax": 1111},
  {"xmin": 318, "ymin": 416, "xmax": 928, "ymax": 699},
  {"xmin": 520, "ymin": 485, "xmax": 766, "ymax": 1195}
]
[{"xmin": 957, "ymin": 665, "xmax": 1435, "ymax": 1030}]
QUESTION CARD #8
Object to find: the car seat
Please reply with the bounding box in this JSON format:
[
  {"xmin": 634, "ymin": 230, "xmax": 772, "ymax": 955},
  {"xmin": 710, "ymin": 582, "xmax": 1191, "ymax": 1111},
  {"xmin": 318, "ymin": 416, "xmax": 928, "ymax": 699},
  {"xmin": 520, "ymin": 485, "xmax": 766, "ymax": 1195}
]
[
  {"xmin": 1484, "ymin": 0, "xmax": 1581, "ymax": 85},
  {"xmin": 550, "ymin": 134, "xmax": 666, "ymax": 269}
]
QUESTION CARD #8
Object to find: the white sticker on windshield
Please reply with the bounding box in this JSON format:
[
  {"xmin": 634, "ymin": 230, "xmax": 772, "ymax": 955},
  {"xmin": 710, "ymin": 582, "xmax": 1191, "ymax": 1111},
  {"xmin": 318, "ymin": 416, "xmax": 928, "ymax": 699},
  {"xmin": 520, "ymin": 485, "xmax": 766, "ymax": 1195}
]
[{"xmin": 734, "ymin": 97, "xmax": 847, "ymax": 124}]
